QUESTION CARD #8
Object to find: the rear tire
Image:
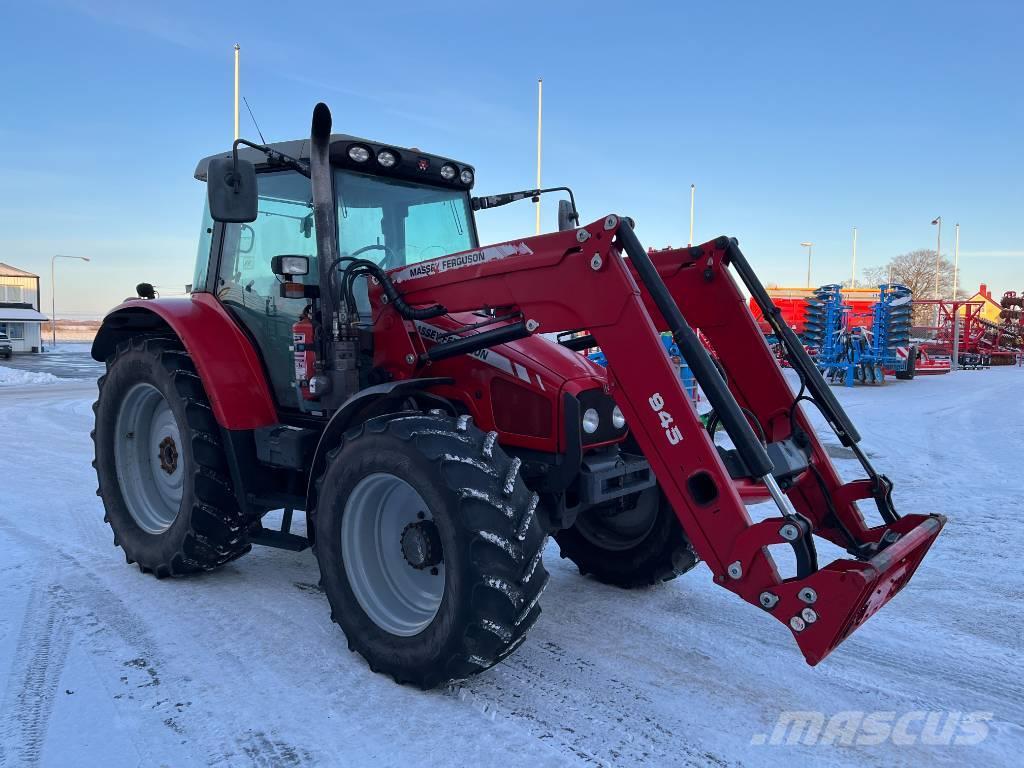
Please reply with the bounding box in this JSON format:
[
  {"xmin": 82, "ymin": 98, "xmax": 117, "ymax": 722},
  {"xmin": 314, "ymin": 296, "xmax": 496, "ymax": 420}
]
[
  {"xmin": 313, "ymin": 413, "xmax": 548, "ymax": 689},
  {"xmin": 92, "ymin": 336, "xmax": 251, "ymax": 577},
  {"xmin": 555, "ymin": 487, "xmax": 698, "ymax": 588}
]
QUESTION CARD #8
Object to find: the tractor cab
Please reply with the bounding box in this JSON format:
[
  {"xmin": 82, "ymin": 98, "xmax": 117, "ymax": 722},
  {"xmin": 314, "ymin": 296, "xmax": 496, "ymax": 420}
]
[{"xmin": 194, "ymin": 136, "xmax": 482, "ymax": 409}]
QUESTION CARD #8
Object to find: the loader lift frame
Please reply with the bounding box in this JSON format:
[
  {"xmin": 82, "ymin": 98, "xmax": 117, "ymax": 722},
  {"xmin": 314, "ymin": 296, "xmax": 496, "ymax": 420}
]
[{"xmin": 381, "ymin": 215, "xmax": 945, "ymax": 665}]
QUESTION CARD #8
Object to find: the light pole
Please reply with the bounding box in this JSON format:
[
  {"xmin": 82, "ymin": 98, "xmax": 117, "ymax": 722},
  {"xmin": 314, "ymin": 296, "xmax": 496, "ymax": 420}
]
[
  {"xmin": 234, "ymin": 44, "xmax": 240, "ymax": 141},
  {"xmin": 688, "ymin": 184, "xmax": 695, "ymax": 246},
  {"xmin": 953, "ymin": 223, "xmax": 960, "ymax": 300},
  {"xmin": 851, "ymin": 226, "xmax": 857, "ymax": 287},
  {"xmin": 50, "ymin": 255, "xmax": 90, "ymax": 349},
  {"xmin": 931, "ymin": 216, "xmax": 942, "ymax": 328},
  {"xmin": 800, "ymin": 242, "xmax": 814, "ymax": 287},
  {"xmin": 535, "ymin": 77, "xmax": 543, "ymax": 235}
]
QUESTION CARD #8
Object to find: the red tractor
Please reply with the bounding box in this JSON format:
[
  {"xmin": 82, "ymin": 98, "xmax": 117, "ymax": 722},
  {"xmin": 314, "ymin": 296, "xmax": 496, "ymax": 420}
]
[{"xmin": 91, "ymin": 103, "xmax": 945, "ymax": 688}]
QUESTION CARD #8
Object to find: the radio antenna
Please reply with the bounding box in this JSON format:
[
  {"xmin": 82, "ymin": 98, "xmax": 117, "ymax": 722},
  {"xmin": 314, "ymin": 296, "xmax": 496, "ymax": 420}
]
[{"xmin": 242, "ymin": 96, "xmax": 267, "ymax": 144}]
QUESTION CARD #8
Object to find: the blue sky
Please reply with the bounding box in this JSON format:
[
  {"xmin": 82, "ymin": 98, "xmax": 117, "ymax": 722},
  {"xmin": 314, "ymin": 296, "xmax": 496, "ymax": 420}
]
[{"xmin": 1, "ymin": 0, "xmax": 1020, "ymax": 317}]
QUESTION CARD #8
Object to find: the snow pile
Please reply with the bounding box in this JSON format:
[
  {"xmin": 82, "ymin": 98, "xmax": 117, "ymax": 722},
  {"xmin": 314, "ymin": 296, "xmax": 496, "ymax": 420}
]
[{"xmin": 0, "ymin": 365, "xmax": 63, "ymax": 386}]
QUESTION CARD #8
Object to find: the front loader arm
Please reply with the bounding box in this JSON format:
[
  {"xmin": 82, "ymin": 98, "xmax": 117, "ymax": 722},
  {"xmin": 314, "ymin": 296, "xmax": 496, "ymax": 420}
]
[
  {"xmin": 380, "ymin": 216, "xmax": 944, "ymax": 666},
  {"xmin": 634, "ymin": 241, "xmax": 904, "ymax": 550}
]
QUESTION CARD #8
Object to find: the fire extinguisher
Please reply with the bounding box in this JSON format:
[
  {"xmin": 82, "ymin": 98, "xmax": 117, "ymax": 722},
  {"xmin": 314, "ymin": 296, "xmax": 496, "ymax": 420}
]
[{"xmin": 293, "ymin": 307, "xmax": 317, "ymax": 401}]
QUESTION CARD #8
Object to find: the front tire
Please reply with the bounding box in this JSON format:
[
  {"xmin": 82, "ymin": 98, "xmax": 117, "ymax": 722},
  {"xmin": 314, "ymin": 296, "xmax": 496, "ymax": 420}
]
[
  {"xmin": 555, "ymin": 487, "xmax": 698, "ymax": 588},
  {"xmin": 313, "ymin": 413, "xmax": 548, "ymax": 689},
  {"xmin": 92, "ymin": 336, "xmax": 251, "ymax": 577}
]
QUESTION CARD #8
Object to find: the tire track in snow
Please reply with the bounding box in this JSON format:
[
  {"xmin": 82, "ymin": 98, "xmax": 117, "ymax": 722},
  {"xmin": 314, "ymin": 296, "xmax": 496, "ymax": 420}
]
[
  {"xmin": 0, "ymin": 518, "xmax": 312, "ymax": 768},
  {"xmin": 233, "ymin": 730, "xmax": 312, "ymax": 767},
  {"xmin": 449, "ymin": 633, "xmax": 736, "ymax": 767},
  {"xmin": 0, "ymin": 582, "xmax": 73, "ymax": 768},
  {"xmin": 0, "ymin": 519, "xmax": 195, "ymax": 764}
]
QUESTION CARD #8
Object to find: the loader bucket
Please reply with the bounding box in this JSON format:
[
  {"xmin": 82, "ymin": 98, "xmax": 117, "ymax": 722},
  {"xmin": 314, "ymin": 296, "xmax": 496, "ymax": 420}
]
[{"xmin": 780, "ymin": 513, "xmax": 946, "ymax": 665}]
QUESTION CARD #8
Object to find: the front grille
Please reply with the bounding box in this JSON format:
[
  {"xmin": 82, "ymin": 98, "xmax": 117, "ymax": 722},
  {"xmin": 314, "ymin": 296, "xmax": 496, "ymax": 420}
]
[{"xmin": 491, "ymin": 377, "xmax": 554, "ymax": 438}]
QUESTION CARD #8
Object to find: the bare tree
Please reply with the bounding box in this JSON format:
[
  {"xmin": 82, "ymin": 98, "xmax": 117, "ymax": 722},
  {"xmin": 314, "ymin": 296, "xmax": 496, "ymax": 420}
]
[{"xmin": 857, "ymin": 250, "xmax": 956, "ymax": 325}]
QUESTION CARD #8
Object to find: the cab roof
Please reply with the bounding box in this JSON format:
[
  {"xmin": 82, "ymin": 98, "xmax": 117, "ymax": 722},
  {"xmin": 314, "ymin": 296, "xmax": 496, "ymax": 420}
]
[{"xmin": 194, "ymin": 134, "xmax": 474, "ymax": 188}]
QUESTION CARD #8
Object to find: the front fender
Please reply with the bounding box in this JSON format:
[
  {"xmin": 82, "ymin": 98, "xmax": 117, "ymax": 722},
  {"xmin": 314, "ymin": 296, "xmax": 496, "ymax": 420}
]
[
  {"xmin": 304, "ymin": 378, "xmax": 453, "ymax": 532},
  {"xmin": 92, "ymin": 294, "xmax": 278, "ymax": 430}
]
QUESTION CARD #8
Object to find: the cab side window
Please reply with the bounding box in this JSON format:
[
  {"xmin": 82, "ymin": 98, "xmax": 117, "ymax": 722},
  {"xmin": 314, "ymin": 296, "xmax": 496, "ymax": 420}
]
[
  {"xmin": 217, "ymin": 171, "xmax": 316, "ymax": 407},
  {"xmin": 192, "ymin": 201, "xmax": 215, "ymax": 292}
]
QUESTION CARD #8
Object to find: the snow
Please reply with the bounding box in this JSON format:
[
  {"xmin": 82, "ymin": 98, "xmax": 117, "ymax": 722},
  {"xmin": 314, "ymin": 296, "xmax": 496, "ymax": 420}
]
[
  {"xmin": 1, "ymin": 367, "xmax": 1022, "ymax": 766},
  {"xmin": 0, "ymin": 365, "xmax": 62, "ymax": 386},
  {"xmin": 0, "ymin": 344, "xmax": 103, "ymax": 383}
]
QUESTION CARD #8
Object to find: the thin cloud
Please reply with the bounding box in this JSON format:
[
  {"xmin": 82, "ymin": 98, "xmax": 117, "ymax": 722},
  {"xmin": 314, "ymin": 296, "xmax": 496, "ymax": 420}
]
[
  {"xmin": 960, "ymin": 250, "xmax": 1024, "ymax": 259},
  {"xmin": 56, "ymin": 0, "xmax": 209, "ymax": 51},
  {"xmin": 282, "ymin": 73, "xmax": 524, "ymax": 137}
]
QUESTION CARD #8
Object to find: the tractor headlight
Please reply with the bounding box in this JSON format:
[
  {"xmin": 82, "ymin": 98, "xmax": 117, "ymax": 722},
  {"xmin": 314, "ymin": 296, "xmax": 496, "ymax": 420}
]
[
  {"xmin": 348, "ymin": 145, "xmax": 370, "ymax": 163},
  {"xmin": 270, "ymin": 255, "xmax": 309, "ymax": 276},
  {"xmin": 376, "ymin": 149, "xmax": 397, "ymax": 168},
  {"xmin": 611, "ymin": 405, "xmax": 626, "ymax": 429},
  {"xmin": 577, "ymin": 388, "xmax": 628, "ymax": 444},
  {"xmin": 440, "ymin": 164, "xmax": 457, "ymax": 180},
  {"xmin": 460, "ymin": 169, "xmax": 474, "ymax": 185}
]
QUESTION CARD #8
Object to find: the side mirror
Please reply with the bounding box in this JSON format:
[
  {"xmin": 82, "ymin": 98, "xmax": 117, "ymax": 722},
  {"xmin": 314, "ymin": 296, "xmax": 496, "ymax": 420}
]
[
  {"xmin": 557, "ymin": 199, "xmax": 578, "ymax": 232},
  {"xmin": 208, "ymin": 157, "xmax": 258, "ymax": 223}
]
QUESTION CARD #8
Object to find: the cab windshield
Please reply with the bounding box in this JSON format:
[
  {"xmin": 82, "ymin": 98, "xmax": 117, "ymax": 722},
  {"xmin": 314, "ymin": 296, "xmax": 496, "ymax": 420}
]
[{"xmin": 334, "ymin": 170, "xmax": 476, "ymax": 269}]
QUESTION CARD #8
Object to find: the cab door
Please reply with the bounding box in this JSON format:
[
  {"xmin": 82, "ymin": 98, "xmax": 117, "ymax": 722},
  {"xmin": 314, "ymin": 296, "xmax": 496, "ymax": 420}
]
[{"xmin": 216, "ymin": 170, "xmax": 317, "ymax": 408}]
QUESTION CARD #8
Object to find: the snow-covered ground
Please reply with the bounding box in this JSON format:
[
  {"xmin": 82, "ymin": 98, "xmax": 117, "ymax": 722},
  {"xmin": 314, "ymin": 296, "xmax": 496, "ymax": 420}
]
[{"xmin": 0, "ymin": 354, "xmax": 1021, "ymax": 767}]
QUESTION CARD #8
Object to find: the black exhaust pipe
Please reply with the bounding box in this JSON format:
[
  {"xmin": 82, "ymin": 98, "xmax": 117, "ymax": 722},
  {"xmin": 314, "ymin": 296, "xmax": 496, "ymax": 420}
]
[
  {"xmin": 308, "ymin": 103, "xmax": 360, "ymax": 404},
  {"xmin": 309, "ymin": 103, "xmax": 342, "ymax": 324}
]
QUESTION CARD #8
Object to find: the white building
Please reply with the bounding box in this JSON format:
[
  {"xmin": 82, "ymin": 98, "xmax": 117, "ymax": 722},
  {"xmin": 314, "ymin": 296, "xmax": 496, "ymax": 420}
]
[{"xmin": 0, "ymin": 263, "xmax": 48, "ymax": 353}]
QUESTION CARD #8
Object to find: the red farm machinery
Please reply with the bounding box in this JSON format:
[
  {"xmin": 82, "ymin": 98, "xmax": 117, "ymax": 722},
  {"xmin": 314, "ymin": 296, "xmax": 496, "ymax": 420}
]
[
  {"xmin": 999, "ymin": 291, "xmax": 1024, "ymax": 359},
  {"xmin": 89, "ymin": 103, "xmax": 945, "ymax": 688},
  {"xmin": 916, "ymin": 297, "xmax": 1022, "ymax": 368},
  {"xmin": 748, "ymin": 285, "xmax": 883, "ymax": 336}
]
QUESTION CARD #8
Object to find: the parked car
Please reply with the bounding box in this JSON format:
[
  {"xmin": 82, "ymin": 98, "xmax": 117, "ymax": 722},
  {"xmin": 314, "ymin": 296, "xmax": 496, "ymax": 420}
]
[{"xmin": 0, "ymin": 332, "xmax": 11, "ymax": 359}]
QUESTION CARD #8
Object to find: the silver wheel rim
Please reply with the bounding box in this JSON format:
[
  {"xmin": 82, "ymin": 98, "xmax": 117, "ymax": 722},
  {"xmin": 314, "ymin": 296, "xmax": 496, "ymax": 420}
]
[
  {"xmin": 114, "ymin": 383, "xmax": 184, "ymax": 534},
  {"xmin": 341, "ymin": 473, "xmax": 445, "ymax": 636}
]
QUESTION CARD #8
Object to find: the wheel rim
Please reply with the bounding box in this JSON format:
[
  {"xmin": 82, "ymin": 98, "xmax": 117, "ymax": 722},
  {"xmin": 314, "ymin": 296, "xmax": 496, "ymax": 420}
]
[
  {"xmin": 341, "ymin": 473, "xmax": 445, "ymax": 637},
  {"xmin": 574, "ymin": 486, "xmax": 660, "ymax": 551},
  {"xmin": 113, "ymin": 383, "xmax": 184, "ymax": 534}
]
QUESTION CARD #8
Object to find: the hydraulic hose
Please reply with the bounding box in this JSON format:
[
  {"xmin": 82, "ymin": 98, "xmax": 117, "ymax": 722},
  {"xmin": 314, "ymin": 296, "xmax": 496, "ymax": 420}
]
[{"xmin": 340, "ymin": 259, "xmax": 447, "ymax": 321}]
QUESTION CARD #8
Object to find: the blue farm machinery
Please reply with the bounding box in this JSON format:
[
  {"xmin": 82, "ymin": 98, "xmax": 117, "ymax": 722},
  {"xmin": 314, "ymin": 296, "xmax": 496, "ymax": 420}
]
[{"xmin": 802, "ymin": 284, "xmax": 916, "ymax": 386}]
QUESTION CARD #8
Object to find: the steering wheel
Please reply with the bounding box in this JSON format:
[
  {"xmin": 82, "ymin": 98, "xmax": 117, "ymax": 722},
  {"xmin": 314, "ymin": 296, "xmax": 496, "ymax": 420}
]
[{"xmin": 349, "ymin": 243, "xmax": 401, "ymax": 269}]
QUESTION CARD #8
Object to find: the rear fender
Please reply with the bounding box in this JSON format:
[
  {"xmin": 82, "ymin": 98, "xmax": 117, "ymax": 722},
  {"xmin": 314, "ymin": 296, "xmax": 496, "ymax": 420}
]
[{"xmin": 91, "ymin": 294, "xmax": 278, "ymax": 430}]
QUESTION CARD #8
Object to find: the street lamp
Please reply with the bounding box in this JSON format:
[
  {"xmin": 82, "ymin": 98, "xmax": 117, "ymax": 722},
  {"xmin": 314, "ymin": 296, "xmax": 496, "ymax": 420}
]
[
  {"xmin": 800, "ymin": 242, "xmax": 814, "ymax": 287},
  {"xmin": 51, "ymin": 255, "xmax": 90, "ymax": 349}
]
